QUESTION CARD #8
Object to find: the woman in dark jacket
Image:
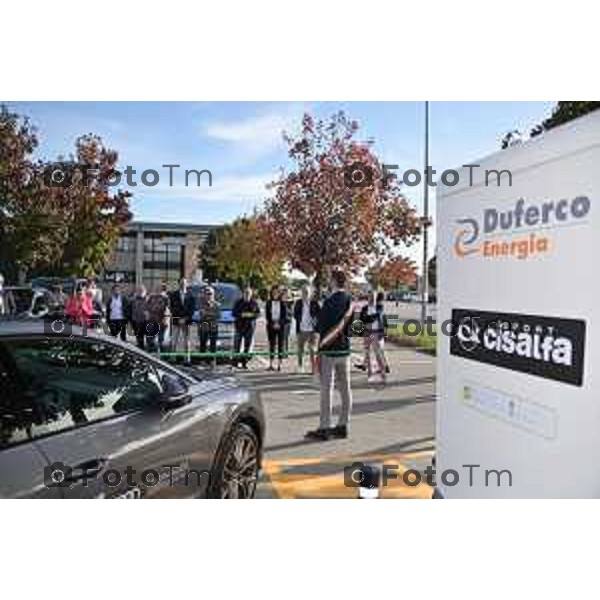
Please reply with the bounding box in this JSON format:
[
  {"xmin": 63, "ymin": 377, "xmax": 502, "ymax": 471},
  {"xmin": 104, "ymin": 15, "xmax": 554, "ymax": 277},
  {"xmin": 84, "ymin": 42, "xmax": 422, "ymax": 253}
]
[{"xmin": 265, "ymin": 285, "xmax": 291, "ymax": 371}]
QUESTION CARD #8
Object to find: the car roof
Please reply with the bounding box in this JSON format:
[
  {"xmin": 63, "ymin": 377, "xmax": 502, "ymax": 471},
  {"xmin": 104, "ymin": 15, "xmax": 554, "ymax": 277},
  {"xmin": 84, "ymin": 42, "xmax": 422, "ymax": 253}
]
[
  {"xmin": 0, "ymin": 318, "xmax": 186, "ymax": 371},
  {"xmin": 0, "ymin": 319, "xmax": 99, "ymax": 338},
  {"xmin": 0, "ymin": 316, "xmax": 185, "ymax": 350},
  {"xmin": 0, "ymin": 319, "xmax": 137, "ymax": 346}
]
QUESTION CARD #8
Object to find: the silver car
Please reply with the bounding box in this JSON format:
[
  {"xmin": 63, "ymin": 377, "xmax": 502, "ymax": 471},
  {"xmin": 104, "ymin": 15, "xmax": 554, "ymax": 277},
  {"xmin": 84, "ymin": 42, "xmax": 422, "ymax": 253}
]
[{"xmin": 0, "ymin": 321, "xmax": 264, "ymax": 498}]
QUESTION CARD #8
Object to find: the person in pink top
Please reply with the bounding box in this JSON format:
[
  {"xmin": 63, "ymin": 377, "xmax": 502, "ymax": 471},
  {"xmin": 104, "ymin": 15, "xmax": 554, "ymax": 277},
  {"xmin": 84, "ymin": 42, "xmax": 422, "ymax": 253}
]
[{"xmin": 65, "ymin": 285, "xmax": 95, "ymax": 327}]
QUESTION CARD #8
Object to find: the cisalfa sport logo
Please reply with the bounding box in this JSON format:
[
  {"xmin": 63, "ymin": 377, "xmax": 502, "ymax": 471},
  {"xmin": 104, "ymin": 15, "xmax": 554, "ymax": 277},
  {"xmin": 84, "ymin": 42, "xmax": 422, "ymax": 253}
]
[
  {"xmin": 450, "ymin": 308, "xmax": 586, "ymax": 387},
  {"xmin": 453, "ymin": 196, "xmax": 591, "ymax": 260}
]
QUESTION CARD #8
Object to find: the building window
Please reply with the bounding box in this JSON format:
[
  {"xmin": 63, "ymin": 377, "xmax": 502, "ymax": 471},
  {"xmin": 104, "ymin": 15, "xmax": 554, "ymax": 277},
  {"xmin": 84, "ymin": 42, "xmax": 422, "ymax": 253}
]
[
  {"xmin": 116, "ymin": 233, "xmax": 136, "ymax": 253},
  {"xmin": 142, "ymin": 232, "xmax": 184, "ymax": 287}
]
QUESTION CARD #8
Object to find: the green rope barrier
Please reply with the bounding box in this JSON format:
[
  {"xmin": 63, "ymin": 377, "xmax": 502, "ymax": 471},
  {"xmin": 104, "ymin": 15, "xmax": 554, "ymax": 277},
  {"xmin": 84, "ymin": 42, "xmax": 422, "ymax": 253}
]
[
  {"xmin": 158, "ymin": 349, "xmax": 357, "ymax": 358},
  {"xmin": 156, "ymin": 345, "xmax": 430, "ymax": 359}
]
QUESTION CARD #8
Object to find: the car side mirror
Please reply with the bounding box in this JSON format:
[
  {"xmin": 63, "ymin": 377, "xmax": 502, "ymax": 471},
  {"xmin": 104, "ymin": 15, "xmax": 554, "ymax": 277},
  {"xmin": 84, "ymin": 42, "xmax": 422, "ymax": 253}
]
[{"xmin": 159, "ymin": 373, "xmax": 191, "ymax": 408}]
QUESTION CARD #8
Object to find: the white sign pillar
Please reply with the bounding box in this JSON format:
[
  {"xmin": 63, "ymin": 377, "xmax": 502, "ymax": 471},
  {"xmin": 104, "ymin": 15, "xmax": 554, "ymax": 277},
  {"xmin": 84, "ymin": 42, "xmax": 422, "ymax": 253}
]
[{"xmin": 436, "ymin": 112, "xmax": 599, "ymax": 498}]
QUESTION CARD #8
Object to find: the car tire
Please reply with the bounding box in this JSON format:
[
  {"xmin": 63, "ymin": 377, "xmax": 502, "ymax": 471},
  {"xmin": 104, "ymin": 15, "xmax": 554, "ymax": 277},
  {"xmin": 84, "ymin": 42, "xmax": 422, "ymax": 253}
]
[{"xmin": 209, "ymin": 422, "xmax": 260, "ymax": 499}]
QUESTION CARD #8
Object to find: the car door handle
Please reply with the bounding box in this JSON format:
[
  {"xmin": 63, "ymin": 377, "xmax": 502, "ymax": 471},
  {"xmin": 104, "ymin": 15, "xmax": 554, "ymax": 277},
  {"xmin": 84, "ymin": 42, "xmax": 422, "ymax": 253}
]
[{"xmin": 63, "ymin": 458, "xmax": 108, "ymax": 483}]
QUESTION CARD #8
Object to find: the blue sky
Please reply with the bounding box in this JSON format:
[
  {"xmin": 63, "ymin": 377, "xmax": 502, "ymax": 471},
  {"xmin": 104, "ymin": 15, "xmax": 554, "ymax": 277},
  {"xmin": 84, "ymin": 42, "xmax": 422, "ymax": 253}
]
[{"xmin": 5, "ymin": 101, "xmax": 554, "ymax": 263}]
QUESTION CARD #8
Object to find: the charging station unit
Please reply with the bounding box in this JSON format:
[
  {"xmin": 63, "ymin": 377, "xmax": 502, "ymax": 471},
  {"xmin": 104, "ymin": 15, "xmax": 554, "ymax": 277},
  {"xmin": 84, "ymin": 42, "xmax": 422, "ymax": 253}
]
[{"xmin": 436, "ymin": 111, "xmax": 599, "ymax": 498}]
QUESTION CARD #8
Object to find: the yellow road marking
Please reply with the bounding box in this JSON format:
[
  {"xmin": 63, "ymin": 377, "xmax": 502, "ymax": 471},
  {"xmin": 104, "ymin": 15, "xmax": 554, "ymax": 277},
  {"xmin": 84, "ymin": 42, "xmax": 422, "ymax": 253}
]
[{"xmin": 261, "ymin": 452, "xmax": 434, "ymax": 499}]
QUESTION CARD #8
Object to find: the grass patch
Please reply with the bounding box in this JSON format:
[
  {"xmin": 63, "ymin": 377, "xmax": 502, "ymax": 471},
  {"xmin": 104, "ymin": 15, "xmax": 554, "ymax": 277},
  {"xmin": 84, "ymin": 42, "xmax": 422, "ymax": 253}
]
[{"xmin": 386, "ymin": 324, "xmax": 437, "ymax": 355}]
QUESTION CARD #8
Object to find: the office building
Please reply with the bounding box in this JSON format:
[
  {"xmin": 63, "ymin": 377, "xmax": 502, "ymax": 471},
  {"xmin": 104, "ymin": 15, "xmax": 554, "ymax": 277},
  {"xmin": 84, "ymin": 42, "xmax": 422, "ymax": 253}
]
[{"xmin": 103, "ymin": 221, "xmax": 216, "ymax": 291}]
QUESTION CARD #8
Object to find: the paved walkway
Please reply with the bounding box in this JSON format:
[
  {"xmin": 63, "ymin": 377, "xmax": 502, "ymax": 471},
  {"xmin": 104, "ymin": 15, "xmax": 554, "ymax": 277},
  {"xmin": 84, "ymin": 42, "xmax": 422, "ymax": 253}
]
[{"xmin": 235, "ymin": 343, "xmax": 437, "ymax": 499}]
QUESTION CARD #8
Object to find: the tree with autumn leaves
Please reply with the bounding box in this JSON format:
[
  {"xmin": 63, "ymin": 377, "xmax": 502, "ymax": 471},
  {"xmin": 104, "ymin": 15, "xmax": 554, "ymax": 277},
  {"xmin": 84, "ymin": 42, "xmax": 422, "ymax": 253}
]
[
  {"xmin": 502, "ymin": 101, "xmax": 600, "ymax": 149},
  {"xmin": 201, "ymin": 214, "xmax": 284, "ymax": 290},
  {"xmin": 366, "ymin": 256, "xmax": 418, "ymax": 290},
  {"xmin": 263, "ymin": 112, "xmax": 420, "ymax": 289},
  {"xmin": 0, "ymin": 104, "xmax": 131, "ymax": 282}
]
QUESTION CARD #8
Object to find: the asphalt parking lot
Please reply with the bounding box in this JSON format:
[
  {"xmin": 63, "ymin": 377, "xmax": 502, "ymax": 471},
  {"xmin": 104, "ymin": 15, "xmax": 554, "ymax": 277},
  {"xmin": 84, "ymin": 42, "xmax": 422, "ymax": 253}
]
[
  {"xmin": 143, "ymin": 300, "xmax": 437, "ymax": 498},
  {"xmin": 235, "ymin": 314, "xmax": 437, "ymax": 499}
]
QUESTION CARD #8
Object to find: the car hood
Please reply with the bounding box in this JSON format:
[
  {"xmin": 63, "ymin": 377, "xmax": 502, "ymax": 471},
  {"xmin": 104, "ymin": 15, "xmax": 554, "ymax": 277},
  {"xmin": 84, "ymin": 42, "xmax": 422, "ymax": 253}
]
[{"xmin": 180, "ymin": 365, "xmax": 238, "ymax": 387}]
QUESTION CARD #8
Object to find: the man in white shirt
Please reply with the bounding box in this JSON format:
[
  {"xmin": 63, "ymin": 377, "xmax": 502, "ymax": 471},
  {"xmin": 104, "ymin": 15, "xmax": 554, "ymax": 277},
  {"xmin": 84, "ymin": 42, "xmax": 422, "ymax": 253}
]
[
  {"xmin": 293, "ymin": 285, "xmax": 321, "ymax": 373},
  {"xmin": 106, "ymin": 284, "xmax": 129, "ymax": 341}
]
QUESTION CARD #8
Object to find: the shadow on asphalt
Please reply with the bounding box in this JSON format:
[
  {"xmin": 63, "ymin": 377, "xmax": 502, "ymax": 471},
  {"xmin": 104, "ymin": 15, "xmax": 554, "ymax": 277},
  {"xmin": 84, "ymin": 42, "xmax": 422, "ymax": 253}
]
[
  {"xmin": 284, "ymin": 393, "xmax": 436, "ymax": 420},
  {"xmin": 263, "ymin": 435, "xmax": 436, "ymax": 459},
  {"xmin": 264, "ymin": 438, "xmax": 323, "ymax": 453},
  {"xmin": 366, "ymin": 436, "xmax": 436, "ymax": 455},
  {"xmin": 238, "ymin": 374, "xmax": 436, "ymax": 394}
]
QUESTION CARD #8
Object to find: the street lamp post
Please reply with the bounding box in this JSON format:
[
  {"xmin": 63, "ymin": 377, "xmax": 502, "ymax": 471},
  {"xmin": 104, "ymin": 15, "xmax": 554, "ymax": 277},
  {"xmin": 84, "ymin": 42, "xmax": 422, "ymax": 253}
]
[{"xmin": 420, "ymin": 101, "xmax": 430, "ymax": 328}]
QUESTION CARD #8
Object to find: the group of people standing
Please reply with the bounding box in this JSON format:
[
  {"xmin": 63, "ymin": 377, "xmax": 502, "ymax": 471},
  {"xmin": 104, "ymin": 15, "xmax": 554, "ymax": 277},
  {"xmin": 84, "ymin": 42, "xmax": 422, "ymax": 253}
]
[
  {"xmin": 52, "ymin": 277, "xmax": 227, "ymax": 355},
  {"xmin": 242, "ymin": 270, "xmax": 388, "ymax": 442},
  {"xmin": 265, "ymin": 284, "xmax": 320, "ymax": 371},
  {"xmin": 2, "ymin": 268, "xmax": 390, "ymax": 442},
  {"xmin": 103, "ymin": 278, "xmax": 262, "ymax": 363},
  {"xmin": 104, "ymin": 278, "xmax": 213, "ymax": 353},
  {"xmin": 34, "ymin": 279, "xmax": 103, "ymax": 325}
]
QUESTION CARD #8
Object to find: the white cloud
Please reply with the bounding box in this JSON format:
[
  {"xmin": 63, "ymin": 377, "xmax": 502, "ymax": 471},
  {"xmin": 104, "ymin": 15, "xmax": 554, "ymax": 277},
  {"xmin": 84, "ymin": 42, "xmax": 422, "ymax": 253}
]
[
  {"xmin": 199, "ymin": 173, "xmax": 272, "ymax": 202},
  {"xmin": 129, "ymin": 172, "xmax": 272, "ymax": 204},
  {"xmin": 203, "ymin": 104, "xmax": 306, "ymax": 159}
]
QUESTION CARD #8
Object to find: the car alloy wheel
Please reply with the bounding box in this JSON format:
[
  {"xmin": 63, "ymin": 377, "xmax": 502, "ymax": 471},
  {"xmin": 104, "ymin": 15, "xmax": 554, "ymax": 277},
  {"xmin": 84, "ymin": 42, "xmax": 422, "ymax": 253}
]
[{"xmin": 213, "ymin": 423, "xmax": 260, "ymax": 499}]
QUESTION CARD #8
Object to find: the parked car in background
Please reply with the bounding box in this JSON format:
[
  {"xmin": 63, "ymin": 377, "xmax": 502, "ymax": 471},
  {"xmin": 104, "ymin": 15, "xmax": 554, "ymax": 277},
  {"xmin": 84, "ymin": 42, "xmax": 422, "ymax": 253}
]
[
  {"xmin": 2, "ymin": 286, "xmax": 49, "ymax": 319},
  {"xmin": 29, "ymin": 277, "xmax": 87, "ymax": 296},
  {"xmin": 2, "ymin": 287, "xmax": 32, "ymax": 317},
  {"xmin": 0, "ymin": 320, "xmax": 264, "ymax": 498}
]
